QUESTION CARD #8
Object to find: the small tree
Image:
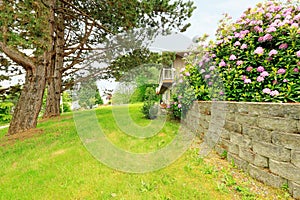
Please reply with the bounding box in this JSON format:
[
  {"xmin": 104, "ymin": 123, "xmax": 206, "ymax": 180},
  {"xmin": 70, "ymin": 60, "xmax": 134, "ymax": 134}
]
[
  {"xmin": 95, "ymin": 90, "xmax": 104, "ymax": 105},
  {"xmin": 141, "ymin": 86, "xmax": 159, "ymax": 119}
]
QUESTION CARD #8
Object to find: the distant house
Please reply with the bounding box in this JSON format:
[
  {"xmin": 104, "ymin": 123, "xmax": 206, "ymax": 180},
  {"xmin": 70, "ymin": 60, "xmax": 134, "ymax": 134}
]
[{"xmin": 156, "ymin": 52, "xmax": 187, "ymax": 106}]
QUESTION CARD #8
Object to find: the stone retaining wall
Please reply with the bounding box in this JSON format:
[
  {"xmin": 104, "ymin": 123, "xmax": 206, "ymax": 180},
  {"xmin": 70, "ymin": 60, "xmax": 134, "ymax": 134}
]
[{"xmin": 186, "ymin": 101, "xmax": 300, "ymax": 199}]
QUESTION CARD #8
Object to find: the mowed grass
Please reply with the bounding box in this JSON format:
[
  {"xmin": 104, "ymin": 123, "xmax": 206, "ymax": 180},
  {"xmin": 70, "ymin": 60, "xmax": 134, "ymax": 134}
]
[{"xmin": 0, "ymin": 104, "xmax": 291, "ymax": 200}]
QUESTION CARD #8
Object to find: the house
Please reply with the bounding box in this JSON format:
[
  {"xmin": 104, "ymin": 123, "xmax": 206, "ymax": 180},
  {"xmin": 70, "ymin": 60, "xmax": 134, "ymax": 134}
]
[{"xmin": 156, "ymin": 52, "xmax": 187, "ymax": 106}]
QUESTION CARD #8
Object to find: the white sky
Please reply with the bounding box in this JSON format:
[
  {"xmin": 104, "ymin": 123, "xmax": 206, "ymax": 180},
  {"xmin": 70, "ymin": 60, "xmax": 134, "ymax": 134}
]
[{"xmin": 183, "ymin": 0, "xmax": 264, "ymax": 39}]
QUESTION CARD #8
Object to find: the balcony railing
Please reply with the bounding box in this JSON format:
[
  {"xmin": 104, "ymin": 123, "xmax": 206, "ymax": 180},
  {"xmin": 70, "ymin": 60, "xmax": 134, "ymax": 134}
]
[{"xmin": 156, "ymin": 68, "xmax": 174, "ymax": 94}]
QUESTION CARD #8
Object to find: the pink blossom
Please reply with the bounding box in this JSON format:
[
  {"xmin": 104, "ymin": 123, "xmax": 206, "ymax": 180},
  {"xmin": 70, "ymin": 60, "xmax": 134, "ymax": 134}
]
[
  {"xmin": 294, "ymin": 13, "xmax": 300, "ymax": 21},
  {"xmin": 269, "ymin": 49, "xmax": 278, "ymax": 56},
  {"xmin": 180, "ymin": 68, "xmax": 185, "ymax": 72},
  {"xmin": 283, "ymin": 79, "xmax": 288, "ymax": 83},
  {"xmin": 285, "ymin": 15, "xmax": 292, "ymax": 20},
  {"xmin": 236, "ymin": 60, "xmax": 243, "ymax": 65},
  {"xmin": 258, "ymin": 37, "xmax": 264, "ymax": 42},
  {"xmin": 266, "ymin": 13, "xmax": 272, "ymax": 19},
  {"xmin": 200, "ymin": 69, "xmax": 206, "ymax": 74},
  {"xmin": 244, "ymin": 79, "xmax": 251, "ymax": 84},
  {"xmin": 185, "ymin": 72, "xmax": 190, "ymax": 76},
  {"xmin": 240, "ymin": 30, "xmax": 250, "ymax": 35},
  {"xmin": 211, "ymin": 54, "xmax": 216, "ymax": 58},
  {"xmin": 279, "ymin": 43, "xmax": 288, "ymax": 49},
  {"xmin": 257, "ymin": 66, "xmax": 265, "ymax": 72},
  {"xmin": 263, "ymin": 88, "xmax": 271, "ymax": 94},
  {"xmin": 294, "ymin": 68, "xmax": 299, "ymax": 72},
  {"xmin": 178, "ymin": 104, "xmax": 182, "ymax": 108},
  {"xmin": 263, "ymin": 33, "xmax": 273, "ymax": 41},
  {"xmin": 208, "ymin": 82, "xmax": 213, "ymax": 86},
  {"xmin": 204, "ymin": 74, "xmax": 211, "ymax": 79},
  {"xmin": 178, "ymin": 95, "xmax": 183, "ymax": 99},
  {"xmin": 260, "ymin": 71, "xmax": 269, "ymax": 77},
  {"xmin": 241, "ymin": 75, "xmax": 247, "ymax": 80},
  {"xmin": 216, "ymin": 40, "xmax": 224, "ymax": 45},
  {"xmin": 246, "ymin": 66, "xmax": 253, "ymax": 72},
  {"xmin": 219, "ymin": 60, "xmax": 226, "ymax": 67},
  {"xmin": 241, "ymin": 44, "xmax": 248, "ymax": 49},
  {"xmin": 219, "ymin": 91, "xmax": 224, "ymax": 95},
  {"xmin": 275, "ymin": 14, "xmax": 281, "ymax": 19},
  {"xmin": 277, "ymin": 68, "xmax": 286, "ymax": 74},
  {"xmin": 254, "ymin": 47, "xmax": 264, "ymax": 55},
  {"xmin": 296, "ymin": 50, "xmax": 300, "ymax": 57},
  {"xmin": 257, "ymin": 76, "xmax": 264, "ymax": 82},
  {"xmin": 254, "ymin": 26, "xmax": 263, "ymax": 33},
  {"xmin": 234, "ymin": 41, "xmax": 241, "ymax": 46},
  {"xmin": 266, "ymin": 26, "xmax": 277, "ymax": 33},
  {"xmin": 209, "ymin": 66, "xmax": 215, "ymax": 71},
  {"xmin": 270, "ymin": 90, "xmax": 279, "ymax": 96},
  {"xmin": 229, "ymin": 54, "xmax": 237, "ymax": 60},
  {"xmin": 291, "ymin": 23, "xmax": 299, "ymax": 28},
  {"xmin": 234, "ymin": 32, "xmax": 240, "ymax": 38}
]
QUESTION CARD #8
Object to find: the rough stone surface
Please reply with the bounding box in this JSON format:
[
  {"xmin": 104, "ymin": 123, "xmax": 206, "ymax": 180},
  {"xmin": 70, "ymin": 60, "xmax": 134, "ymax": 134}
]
[
  {"xmin": 292, "ymin": 150, "xmax": 300, "ymax": 168},
  {"xmin": 239, "ymin": 148, "xmax": 255, "ymax": 163},
  {"xmin": 289, "ymin": 181, "xmax": 300, "ymax": 200},
  {"xmin": 258, "ymin": 117, "xmax": 298, "ymax": 133},
  {"xmin": 253, "ymin": 141, "xmax": 291, "ymax": 162},
  {"xmin": 242, "ymin": 126, "xmax": 272, "ymax": 143},
  {"xmin": 228, "ymin": 143, "xmax": 239, "ymax": 155},
  {"xmin": 235, "ymin": 113, "xmax": 257, "ymax": 126},
  {"xmin": 254, "ymin": 154, "xmax": 268, "ymax": 168},
  {"xmin": 272, "ymin": 132, "xmax": 300, "ymax": 150},
  {"xmin": 248, "ymin": 164, "xmax": 287, "ymax": 188},
  {"xmin": 227, "ymin": 152, "xmax": 249, "ymax": 172},
  {"xmin": 224, "ymin": 121, "xmax": 242, "ymax": 133},
  {"xmin": 269, "ymin": 159, "xmax": 300, "ymax": 181},
  {"xmin": 229, "ymin": 132, "xmax": 243, "ymax": 145}
]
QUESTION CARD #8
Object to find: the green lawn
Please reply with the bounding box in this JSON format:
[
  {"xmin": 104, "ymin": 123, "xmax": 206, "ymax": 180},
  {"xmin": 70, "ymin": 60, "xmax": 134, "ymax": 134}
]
[{"xmin": 0, "ymin": 104, "xmax": 291, "ymax": 200}]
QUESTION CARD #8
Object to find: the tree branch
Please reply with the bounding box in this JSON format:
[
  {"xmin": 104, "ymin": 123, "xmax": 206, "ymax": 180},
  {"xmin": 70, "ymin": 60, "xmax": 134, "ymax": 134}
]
[
  {"xmin": 58, "ymin": 0, "xmax": 113, "ymax": 34},
  {"xmin": 0, "ymin": 42, "xmax": 35, "ymax": 71}
]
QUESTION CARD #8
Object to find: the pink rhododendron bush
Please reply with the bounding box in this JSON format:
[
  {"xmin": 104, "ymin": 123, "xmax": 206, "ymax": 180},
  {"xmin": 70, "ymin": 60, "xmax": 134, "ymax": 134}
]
[{"xmin": 182, "ymin": 0, "xmax": 300, "ymax": 103}]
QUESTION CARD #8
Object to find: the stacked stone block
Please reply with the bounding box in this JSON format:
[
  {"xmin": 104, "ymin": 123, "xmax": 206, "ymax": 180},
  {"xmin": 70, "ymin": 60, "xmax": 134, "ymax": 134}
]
[{"xmin": 190, "ymin": 101, "xmax": 300, "ymax": 199}]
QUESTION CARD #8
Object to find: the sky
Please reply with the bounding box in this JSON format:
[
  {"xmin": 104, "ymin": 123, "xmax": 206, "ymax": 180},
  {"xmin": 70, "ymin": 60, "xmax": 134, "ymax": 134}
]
[
  {"xmin": 183, "ymin": 0, "xmax": 263, "ymax": 39},
  {"xmin": 150, "ymin": 0, "xmax": 264, "ymax": 52}
]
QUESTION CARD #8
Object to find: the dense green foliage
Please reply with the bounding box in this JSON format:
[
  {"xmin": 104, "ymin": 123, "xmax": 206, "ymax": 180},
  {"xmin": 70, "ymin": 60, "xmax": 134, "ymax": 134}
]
[
  {"xmin": 183, "ymin": 0, "xmax": 300, "ymax": 103},
  {"xmin": 0, "ymin": 101, "xmax": 13, "ymax": 123},
  {"xmin": 78, "ymin": 81, "xmax": 101, "ymax": 109},
  {"xmin": 60, "ymin": 91, "xmax": 72, "ymax": 113},
  {"xmin": 141, "ymin": 86, "xmax": 160, "ymax": 119}
]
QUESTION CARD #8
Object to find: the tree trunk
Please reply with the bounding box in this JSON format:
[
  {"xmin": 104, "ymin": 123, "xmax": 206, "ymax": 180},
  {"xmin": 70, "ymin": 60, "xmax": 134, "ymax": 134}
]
[
  {"xmin": 43, "ymin": 66, "xmax": 62, "ymax": 118},
  {"xmin": 7, "ymin": 66, "xmax": 46, "ymax": 135},
  {"xmin": 43, "ymin": 4, "xmax": 64, "ymax": 119}
]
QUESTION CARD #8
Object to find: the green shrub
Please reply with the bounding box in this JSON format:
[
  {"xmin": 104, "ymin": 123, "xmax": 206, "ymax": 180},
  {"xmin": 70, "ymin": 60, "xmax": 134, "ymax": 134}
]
[
  {"xmin": 141, "ymin": 87, "xmax": 159, "ymax": 119},
  {"xmin": 0, "ymin": 101, "xmax": 13, "ymax": 123}
]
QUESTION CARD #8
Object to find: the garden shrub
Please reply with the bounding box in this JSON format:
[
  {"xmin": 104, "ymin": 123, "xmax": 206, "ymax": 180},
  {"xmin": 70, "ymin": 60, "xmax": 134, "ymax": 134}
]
[
  {"xmin": 141, "ymin": 86, "xmax": 159, "ymax": 119},
  {"xmin": 184, "ymin": 0, "xmax": 300, "ymax": 102},
  {"xmin": 0, "ymin": 101, "xmax": 13, "ymax": 123}
]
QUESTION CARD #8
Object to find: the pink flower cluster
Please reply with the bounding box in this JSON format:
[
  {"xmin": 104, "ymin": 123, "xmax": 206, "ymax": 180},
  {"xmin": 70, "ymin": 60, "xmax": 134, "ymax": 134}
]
[
  {"xmin": 263, "ymin": 88, "xmax": 279, "ymax": 96},
  {"xmin": 254, "ymin": 47, "xmax": 264, "ymax": 55}
]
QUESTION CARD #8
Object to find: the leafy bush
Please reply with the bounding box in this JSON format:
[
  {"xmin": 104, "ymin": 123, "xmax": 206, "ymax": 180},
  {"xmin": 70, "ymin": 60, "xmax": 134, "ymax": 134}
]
[
  {"xmin": 185, "ymin": 0, "xmax": 300, "ymax": 102},
  {"xmin": 0, "ymin": 101, "xmax": 13, "ymax": 123},
  {"xmin": 141, "ymin": 86, "xmax": 159, "ymax": 119}
]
